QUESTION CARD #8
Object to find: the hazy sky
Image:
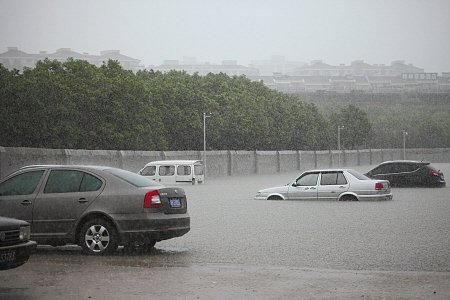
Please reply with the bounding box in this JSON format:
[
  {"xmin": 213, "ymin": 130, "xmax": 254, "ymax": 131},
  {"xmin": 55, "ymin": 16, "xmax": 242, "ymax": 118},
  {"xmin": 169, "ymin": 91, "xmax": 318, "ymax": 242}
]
[{"xmin": 1, "ymin": 0, "xmax": 450, "ymax": 72}]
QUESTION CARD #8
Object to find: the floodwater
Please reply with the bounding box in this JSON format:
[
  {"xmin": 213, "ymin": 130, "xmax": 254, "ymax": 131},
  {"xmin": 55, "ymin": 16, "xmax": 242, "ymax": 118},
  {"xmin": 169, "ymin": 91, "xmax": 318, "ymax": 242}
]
[
  {"xmin": 152, "ymin": 163, "xmax": 450, "ymax": 272},
  {"xmin": 15, "ymin": 163, "xmax": 450, "ymax": 272},
  {"xmin": 2, "ymin": 164, "xmax": 450, "ymax": 300}
]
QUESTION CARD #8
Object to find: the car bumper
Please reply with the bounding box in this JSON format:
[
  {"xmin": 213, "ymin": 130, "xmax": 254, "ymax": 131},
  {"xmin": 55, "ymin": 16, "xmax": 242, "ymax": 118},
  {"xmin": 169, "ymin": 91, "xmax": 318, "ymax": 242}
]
[
  {"xmin": 0, "ymin": 240, "xmax": 37, "ymax": 270},
  {"xmin": 430, "ymin": 180, "xmax": 446, "ymax": 187},
  {"xmin": 112, "ymin": 213, "xmax": 190, "ymax": 244},
  {"xmin": 357, "ymin": 193, "xmax": 393, "ymax": 201}
]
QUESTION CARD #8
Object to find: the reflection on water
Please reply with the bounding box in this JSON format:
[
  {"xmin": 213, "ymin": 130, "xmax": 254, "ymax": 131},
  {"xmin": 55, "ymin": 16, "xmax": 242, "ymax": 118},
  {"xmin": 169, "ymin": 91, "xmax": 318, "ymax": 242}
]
[{"xmin": 33, "ymin": 245, "xmax": 191, "ymax": 268}]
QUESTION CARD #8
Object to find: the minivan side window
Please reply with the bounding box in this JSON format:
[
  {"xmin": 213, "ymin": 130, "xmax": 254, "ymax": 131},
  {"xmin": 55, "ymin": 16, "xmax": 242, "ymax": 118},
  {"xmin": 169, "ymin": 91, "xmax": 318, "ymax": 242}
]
[
  {"xmin": 44, "ymin": 170, "xmax": 84, "ymax": 193},
  {"xmin": 141, "ymin": 166, "xmax": 156, "ymax": 176},
  {"xmin": 0, "ymin": 170, "xmax": 44, "ymax": 196},
  {"xmin": 159, "ymin": 165, "xmax": 175, "ymax": 176},
  {"xmin": 177, "ymin": 165, "xmax": 191, "ymax": 176}
]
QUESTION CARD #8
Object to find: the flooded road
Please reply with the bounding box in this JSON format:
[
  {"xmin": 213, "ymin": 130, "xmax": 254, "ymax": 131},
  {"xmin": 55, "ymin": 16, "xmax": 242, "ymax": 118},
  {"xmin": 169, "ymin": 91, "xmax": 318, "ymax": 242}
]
[
  {"xmin": 22, "ymin": 163, "xmax": 450, "ymax": 271},
  {"xmin": 1, "ymin": 164, "xmax": 449, "ymax": 299},
  {"xmin": 157, "ymin": 163, "xmax": 450, "ymax": 272}
]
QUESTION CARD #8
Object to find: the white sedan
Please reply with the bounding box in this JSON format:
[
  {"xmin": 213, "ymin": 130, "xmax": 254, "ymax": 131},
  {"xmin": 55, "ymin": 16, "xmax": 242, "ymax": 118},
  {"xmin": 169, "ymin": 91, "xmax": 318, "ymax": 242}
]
[{"xmin": 255, "ymin": 169, "xmax": 393, "ymax": 201}]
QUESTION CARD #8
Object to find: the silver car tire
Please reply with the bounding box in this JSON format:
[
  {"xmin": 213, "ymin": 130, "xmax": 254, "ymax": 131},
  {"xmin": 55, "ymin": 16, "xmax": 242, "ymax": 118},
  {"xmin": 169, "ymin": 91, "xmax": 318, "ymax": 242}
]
[
  {"xmin": 79, "ymin": 219, "xmax": 118, "ymax": 255},
  {"xmin": 339, "ymin": 195, "xmax": 358, "ymax": 201}
]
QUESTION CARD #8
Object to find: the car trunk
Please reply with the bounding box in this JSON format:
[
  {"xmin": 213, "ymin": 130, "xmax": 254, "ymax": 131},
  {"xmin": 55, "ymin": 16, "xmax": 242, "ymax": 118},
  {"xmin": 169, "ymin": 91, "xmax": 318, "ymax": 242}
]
[{"xmin": 157, "ymin": 187, "xmax": 188, "ymax": 214}]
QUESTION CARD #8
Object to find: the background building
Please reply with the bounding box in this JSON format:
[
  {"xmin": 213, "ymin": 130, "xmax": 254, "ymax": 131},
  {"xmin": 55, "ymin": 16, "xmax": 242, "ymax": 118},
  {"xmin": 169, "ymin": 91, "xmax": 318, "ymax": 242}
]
[
  {"xmin": 152, "ymin": 58, "xmax": 259, "ymax": 77},
  {"xmin": 1, "ymin": 47, "xmax": 449, "ymax": 93},
  {"xmin": 0, "ymin": 47, "xmax": 142, "ymax": 72}
]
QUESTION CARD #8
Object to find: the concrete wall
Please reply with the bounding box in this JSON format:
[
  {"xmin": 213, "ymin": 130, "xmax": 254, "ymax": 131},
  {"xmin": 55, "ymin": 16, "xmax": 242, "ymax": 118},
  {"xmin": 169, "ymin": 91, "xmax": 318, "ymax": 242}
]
[
  {"xmin": 279, "ymin": 151, "xmax": 299, "ymax": 173},
  {"xmin": 256, "ymin": 151, "xmax": 278, "ymax": 174},
  {"xmin": 300, "ymin": 151, "xmax": 316, "ymax": 171},
  {"xmin": 231, "ymin": 151, "xmax": 256, "ymax": 175},
  {"xmin": 1, "ymin": 146, "xmax": 450, "ymax": 179},
  {"xmin": 206, "ymin": 151, "xmax": 230, "ymax": 177},
  {"xmin": 121, "ymin": 151, "xmax": 165, "ymax": 173}
]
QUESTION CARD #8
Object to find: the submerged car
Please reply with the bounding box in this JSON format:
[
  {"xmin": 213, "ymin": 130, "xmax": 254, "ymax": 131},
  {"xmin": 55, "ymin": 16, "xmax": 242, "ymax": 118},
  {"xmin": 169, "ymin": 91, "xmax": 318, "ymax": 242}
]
[
  {"xmin": 255, "ymin": 169, "xmax": 392, "ymax": 201},
  {"xmin": 0, "ymin": 165, "xmax": 190, "ymax": 255},
  {"xmin": 0, "ymin": 216, "xmax": 36, "ymax": 270},
  {"xmin": 364, "ymin": 160, "xmax": 445, "ymax": 187}
]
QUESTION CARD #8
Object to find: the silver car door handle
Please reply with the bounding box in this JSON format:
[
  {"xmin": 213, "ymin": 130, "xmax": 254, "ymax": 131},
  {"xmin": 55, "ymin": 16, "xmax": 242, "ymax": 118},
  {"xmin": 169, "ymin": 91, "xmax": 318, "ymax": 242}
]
[
  {"xmin": 78, "ymin": 198, "xmax": 88, "ymax": 203},
  {"xmin": 21, "ymin": 200, "xmax": 32, "ymax": 206},
  {"xmin": 339, "ymin": 186, "xmax": 346, "ymax": 189},
  {"xmin": 310, "ymin": 187, "xmax": 316, "ymax": 190}
]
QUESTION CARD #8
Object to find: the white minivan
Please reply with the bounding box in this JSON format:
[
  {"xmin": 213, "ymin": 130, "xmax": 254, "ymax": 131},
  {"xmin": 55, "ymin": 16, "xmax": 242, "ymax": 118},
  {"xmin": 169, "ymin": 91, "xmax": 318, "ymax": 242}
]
[{"xmin": 138, "ymin": 160, "xmax": 204, "ymax": 184}]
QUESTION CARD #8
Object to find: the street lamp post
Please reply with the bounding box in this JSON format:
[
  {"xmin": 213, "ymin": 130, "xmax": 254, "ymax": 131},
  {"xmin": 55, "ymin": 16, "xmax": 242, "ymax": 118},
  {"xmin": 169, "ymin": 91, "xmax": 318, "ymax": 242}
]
[
  {"xmin": 403, "ymin": 130, "xmax": 408, "ymax": 160},
  {"xmin": 203, "ymin": 112, "xmax": 211, "ymax": 181},
  {"xmin": 338, "ymin": 125, "xmax": 345, "ymax": 167}
]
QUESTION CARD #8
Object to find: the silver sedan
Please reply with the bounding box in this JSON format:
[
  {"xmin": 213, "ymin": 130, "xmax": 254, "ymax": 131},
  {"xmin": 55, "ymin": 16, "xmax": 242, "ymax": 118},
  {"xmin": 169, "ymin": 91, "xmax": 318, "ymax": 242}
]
[{"xmin": 255, "ymin": 169, "xmax": 392, "ymax": 201}]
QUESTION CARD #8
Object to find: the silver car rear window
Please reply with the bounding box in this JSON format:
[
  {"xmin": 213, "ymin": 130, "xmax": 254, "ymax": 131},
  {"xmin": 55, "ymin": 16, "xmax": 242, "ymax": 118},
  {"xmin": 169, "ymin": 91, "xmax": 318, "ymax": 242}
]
[{"xmin": 105, "ymin": 168, "xmax": 162, "ymax": 187}]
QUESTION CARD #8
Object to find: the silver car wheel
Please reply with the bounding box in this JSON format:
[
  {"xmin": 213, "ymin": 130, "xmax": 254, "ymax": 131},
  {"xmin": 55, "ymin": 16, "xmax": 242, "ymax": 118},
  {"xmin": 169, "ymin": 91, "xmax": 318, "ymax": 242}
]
[{"xmin": 85, "ymin": 224, "xmax": 110, "ymax": 253}]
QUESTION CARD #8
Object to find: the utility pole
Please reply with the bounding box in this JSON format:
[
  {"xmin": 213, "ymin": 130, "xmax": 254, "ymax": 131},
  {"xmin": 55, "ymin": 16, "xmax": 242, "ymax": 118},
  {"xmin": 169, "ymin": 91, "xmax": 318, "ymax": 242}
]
[
  {"xmin": 203, "ymin": 112, "xmax": 211, "ymax": 181},
  {"xmin": 403, "ymin": 130, "xmax": 408, "ymax": 160},
  {"xmin": 338, "ymin": 125, "xmax": 345, "ymax": 167}
]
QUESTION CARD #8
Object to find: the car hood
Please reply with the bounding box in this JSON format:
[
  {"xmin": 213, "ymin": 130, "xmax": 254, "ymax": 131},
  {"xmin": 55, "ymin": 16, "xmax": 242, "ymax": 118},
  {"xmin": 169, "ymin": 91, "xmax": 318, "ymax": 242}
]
[
  {"xmin": 0, "ymin": 216, "xmax": 29, "ymax": 227},
  {"xmin": 257, "ymin": 184, "xmax": 290, "ymax": 194}
]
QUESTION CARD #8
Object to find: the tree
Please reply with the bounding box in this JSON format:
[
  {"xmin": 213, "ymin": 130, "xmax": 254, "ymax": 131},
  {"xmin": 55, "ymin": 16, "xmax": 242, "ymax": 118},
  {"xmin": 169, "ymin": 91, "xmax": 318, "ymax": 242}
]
[
  {"xmin": 329, "ymin": 105, "xmax": 372, "ymax": 149},
  {"xmin": 1, "ymin": 61, "xmax": 384, "ymax": 151}
]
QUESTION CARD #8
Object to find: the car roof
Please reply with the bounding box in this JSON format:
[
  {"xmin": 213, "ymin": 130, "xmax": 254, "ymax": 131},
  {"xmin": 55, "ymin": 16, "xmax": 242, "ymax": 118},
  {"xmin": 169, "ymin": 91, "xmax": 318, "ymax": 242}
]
[
  {"xmin": 302, "ymin": 168, "xmax": 354, "ymax": 173},
  {"xmin": 379, "ymin": 160, "xmax": 430, "ymax": 165},
  {"xmin": 144, "ymin": 160, "xmax": 203, "ymax": 165},
  {"xmin": 19, "ymin": 165, "xmax": 116, "ymax": 171}
]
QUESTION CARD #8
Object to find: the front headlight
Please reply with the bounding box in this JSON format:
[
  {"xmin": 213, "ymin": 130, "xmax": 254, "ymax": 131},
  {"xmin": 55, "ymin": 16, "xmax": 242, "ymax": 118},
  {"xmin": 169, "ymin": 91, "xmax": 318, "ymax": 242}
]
[
  {"xmin": 255, "ymin": 191, "xmax": 268, "ymax": 198},
  {"xmin": 19, "ymin": 226, "xmax": 31, "ymax": 241}
]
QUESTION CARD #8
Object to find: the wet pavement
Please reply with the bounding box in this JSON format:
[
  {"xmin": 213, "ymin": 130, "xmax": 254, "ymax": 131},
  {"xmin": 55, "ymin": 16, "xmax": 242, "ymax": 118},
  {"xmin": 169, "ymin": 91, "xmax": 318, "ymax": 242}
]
[{"xmin": 1, "ymin": 164, "xmax": 449, "ymax": 299}]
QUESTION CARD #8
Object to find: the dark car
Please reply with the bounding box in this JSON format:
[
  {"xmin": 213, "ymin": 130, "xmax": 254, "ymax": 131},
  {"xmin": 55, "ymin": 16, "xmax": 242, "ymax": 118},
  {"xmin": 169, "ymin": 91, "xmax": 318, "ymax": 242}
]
[
  {"xmin": 0, "ymin": 216, "xmax": 37, "ymax": 270},
  {"xmin": 0, "ymin": 165, "xmax": 190, "ymax": 255},
  {"xmin": 365, "ymin": 160, "xmax": 445, "ymax": 187}
]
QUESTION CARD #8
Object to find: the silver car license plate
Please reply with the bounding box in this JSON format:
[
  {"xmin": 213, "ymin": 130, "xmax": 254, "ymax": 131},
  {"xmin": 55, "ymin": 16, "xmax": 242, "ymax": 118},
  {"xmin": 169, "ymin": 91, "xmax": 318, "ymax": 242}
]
[{"xmin": 169, "ymin": 198, "xmax": 181, "ymax": 208}]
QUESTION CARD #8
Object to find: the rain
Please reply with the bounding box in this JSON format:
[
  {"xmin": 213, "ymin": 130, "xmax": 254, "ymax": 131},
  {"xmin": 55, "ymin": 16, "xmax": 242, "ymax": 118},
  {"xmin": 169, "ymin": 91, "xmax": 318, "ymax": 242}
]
[{"xmin": 1, "ymin": 0, "xmax": 450, "ymax": 299}]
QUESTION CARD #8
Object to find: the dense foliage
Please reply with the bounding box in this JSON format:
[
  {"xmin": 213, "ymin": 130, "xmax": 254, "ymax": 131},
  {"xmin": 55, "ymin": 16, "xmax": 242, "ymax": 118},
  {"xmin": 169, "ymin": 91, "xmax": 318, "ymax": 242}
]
[
  {"xmin": 304, "ymin": 92, "xmax": 450, "ymax": 149},
  {"xmin": 1, "ymin": 59, "xmax": 332, "ymax": 151},
  {"xmin": 2, "ymin": 59, "xmax": 447, "ymax": 151}
]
